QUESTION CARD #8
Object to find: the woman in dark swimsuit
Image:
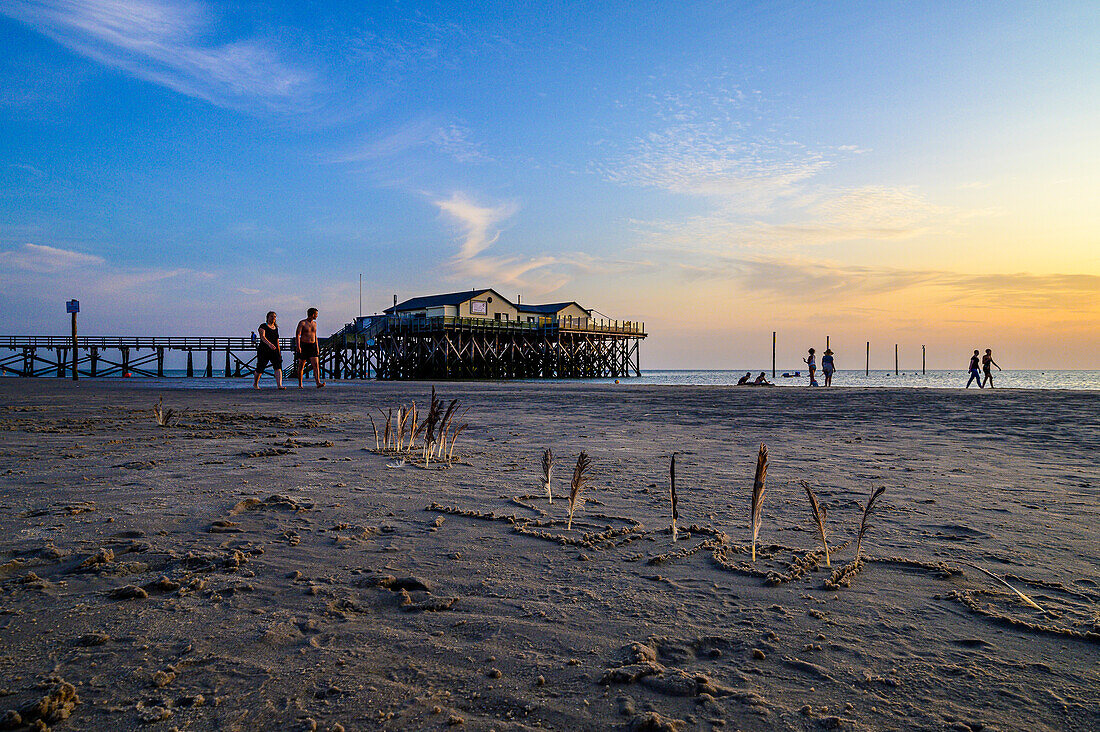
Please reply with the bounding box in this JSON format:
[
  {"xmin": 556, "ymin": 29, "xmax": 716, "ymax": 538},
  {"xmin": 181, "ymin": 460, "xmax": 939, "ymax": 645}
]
[
  {"xmin": 253, "ymin": 311, "xmax": 286, "ymax": 389},
  {"xmin": 981, "ymin": 348, "xmax": 1001, "ymax": 389}
]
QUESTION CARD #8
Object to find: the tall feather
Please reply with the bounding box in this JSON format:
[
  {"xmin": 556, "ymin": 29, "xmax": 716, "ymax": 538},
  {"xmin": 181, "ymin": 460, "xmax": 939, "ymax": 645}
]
[
  {"xmin": 800, "ymin": 479, "xmax": 829, "ymax": 567},
  {"xmin": 751, "ymin": 444, "xmax": 768, "ymax": 562},
  {"xmin": 854, "ymin": 486, "xmax": 886, "ymax": 560},
  {"xmin": 542, "ymin": 448, "xmax": 553, "ymax": 504},
  {"xmin": 670, "ymin": 453, "xmax": 679, "ymax": 542},
  {"xmin": 567, "ymin": 451, "xmax": 592, "ymax": 531}
]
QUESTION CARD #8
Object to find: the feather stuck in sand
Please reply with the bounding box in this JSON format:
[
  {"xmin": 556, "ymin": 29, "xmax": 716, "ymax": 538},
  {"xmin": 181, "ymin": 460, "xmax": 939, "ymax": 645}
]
[
  {"xmin": 750, "ymin": 444, "xmax": 768, "ymax": 562},
  {"xmin": 567, "ymin": 451, "xmax": 592, "ymax": 531},
  {"xmin": 855, "ymin": 486, "xmax": 886, "ymax": 561},
  {"xmin": 542, "ymin": 448, "xmax": 553, "ymax": 504},
  {"xmin": 669, "ymin": 452, "xmax": 679, "ymax": 542},
  {"xmin": 801, "ymin": 479, "xmax": 830, "ymax": 567}
]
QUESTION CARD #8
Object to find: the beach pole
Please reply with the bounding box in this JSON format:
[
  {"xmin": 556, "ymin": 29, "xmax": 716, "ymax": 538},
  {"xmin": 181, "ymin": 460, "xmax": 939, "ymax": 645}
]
[
  {"xmin": 895, "ymin": 344, "xmax": 899, "ymax": 376},
  {"xmin": 772, "ymin": 331, "xmax": 776, "ymax": 378},
  {"xmin": 922, "ymin": 345, "xmax": 926, "ymax": 375},
  {"xmin": 826, "ymin": 335, "xmax": 830, "ymax": 350},
  {"xmin": 71, "ymin": 309, "xmax": 78, "ymax": 381},
  {"xmin": 866, "ymin": 341, "xmax": 869, "ymax": 376}
]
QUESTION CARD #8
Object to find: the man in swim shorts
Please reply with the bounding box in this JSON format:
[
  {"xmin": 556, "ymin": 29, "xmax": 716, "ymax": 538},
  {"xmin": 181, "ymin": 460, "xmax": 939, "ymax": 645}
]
[
  {"xmin": 737, "ymin": 372, "xmax": 751, "ymax": 385},
  {"xmin": 966, "ymin": 350, "xmax": 983, "ymax": 388},
  {"xmin": 295, "ymin": 307, "xmax": 325, "ymax": 389}
]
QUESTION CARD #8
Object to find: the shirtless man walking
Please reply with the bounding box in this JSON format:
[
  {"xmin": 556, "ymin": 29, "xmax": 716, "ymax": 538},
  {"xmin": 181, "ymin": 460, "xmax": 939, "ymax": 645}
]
[{"xmin": 295, "ymin": 307, "xmax": 325, "ymax": 389}]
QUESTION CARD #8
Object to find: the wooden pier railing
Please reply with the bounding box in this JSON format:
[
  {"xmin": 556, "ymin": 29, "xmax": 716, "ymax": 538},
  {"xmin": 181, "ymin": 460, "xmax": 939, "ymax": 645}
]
[{"xmin": 1, "ymin": 312, "xmax": 646, "ymax": 380}]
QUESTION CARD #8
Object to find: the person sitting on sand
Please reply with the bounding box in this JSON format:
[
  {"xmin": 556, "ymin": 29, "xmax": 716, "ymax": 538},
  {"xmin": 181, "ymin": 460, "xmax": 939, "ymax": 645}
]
[
  {"xmin": 253, "ymin": 311, "xmax": 286, "ymax": 390},
  {"xmin": 754, "ymin": 372, "xmax": 770, "ymax": 385},
  {"xmin": 966, "ymin": 349, "xmax": 983, "ymax": 388},
  {"xmin": 804, "ymin": 348, "xmax": 818, "ymax": 386},
  {"xmin": 295, "ymin": 307, "xmax": 326, "ymax": 389},
  {"xmin": 821, "ymin": 349, "xmax": 835, "ymax": 387},
  {"xmin": 737, "ymin": 372, "xmax": 752, "ymax": 385},
  {"xmin": 981, "ymin": 348, "xmax": 1001, "ymax": 388}
]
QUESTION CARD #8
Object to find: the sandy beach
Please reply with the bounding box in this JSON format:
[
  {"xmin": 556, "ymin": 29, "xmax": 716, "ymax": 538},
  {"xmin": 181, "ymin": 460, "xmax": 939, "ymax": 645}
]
[{"xmin": 0, "ymin": 380, "xmax": 1097, "ymax": 731}]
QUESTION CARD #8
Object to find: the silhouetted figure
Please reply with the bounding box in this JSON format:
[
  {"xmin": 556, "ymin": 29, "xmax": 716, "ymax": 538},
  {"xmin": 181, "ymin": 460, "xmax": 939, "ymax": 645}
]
[
  {"xmin": 966, "ymin": 350, "xmax": 983, "ymax": 388},
  {"xmin": 982, "ymin": 348, "xmax": 1001, "ymax": 388}
]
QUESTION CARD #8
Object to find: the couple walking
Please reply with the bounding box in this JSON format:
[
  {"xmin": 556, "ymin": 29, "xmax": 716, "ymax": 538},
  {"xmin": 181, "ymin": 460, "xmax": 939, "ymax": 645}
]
[
  {"xmin": 251, "ymin": 308, "xmax": 326, "ymax": 389},
  {"xmin": 803, "ymin": 347, "xmax": 836, "ymax": 387},
  {"xmin": 966, "ymin": 348, "xmax": 1001, "ymax": 388}
]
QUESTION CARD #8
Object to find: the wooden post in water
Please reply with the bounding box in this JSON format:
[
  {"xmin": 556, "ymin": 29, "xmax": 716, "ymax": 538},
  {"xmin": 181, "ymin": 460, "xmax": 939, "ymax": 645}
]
[
  {"xmin": 922, "ymin": 345, "xmax": 926, "ymax": 375},
  {"xmin": 186, "ymin": 350, "xmax": 193, "ymax": 378},
  {"xmin": 772, "ymin": 331, "xmax": 776, "ymax": 378},
  {"xmin": 826, "ymin": 335, "xmax": 830, "ymax": 351},
  {"xmin": 895, "ymin": 344, "xmax": 899, "ymax": 376},
  {"xmin": 865, "ymin": 341, "xmax": 869, "ymax": 376},
  {"xmin": 224, "ymin": 348, "xmax": 231, "ymax": 377}
]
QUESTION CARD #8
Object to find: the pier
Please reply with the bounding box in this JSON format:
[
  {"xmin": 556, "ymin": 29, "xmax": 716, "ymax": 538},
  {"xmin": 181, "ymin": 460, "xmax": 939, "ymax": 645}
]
[{"xmin": 0, "ymin": 299, "xmax": 646, "ymax": 381}]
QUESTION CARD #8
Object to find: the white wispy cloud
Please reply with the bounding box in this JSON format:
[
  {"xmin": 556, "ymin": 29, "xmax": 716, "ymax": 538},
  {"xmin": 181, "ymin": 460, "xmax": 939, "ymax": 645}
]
[
  {"xmin": 433, "ymin": 193, "xmax": 652, "ymax": 295},
  {"xmin": 333, "ymin": 119, "xmax": 487, "ymax": 165},
  {"xmin": 0, "ymin": 243, "xmax": 105, "ymax": 272},
  {"xmin": 1, "ymin": 0, "xmax": 313, "ymax": 111},
  {"xmin": 597, "ymin": 70, "xmax": 956, "ymax": 254}
]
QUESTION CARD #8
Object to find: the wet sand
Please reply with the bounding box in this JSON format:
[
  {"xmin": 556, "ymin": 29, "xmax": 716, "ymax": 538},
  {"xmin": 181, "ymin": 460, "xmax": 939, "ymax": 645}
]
[{"xmin": 0, "ymin": 380, "xmax": 1097, "ymax": 731}]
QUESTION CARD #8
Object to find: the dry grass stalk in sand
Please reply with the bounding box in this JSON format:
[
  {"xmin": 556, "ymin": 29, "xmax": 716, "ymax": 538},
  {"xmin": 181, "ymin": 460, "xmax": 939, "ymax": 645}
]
[
  {"xmin": 446, "ymin": 423, "xmax": 468, "ymax": 465},
  {"xmin": 854, "ymin": 486, "xmax": 886, "ymax": 561},
  {"xmin": 421, "ymin": 389, "xmax": 443, "ymax": 468},
  {"xmin": 368, "ymin": 412, "xmax": 380, "ymax": 451},
  {"xmin": 965, "ymin": 562, "xmax": 1045, "ymax": 612},
  {"xmin": 567, "ymin": 451, "xmax": 592, "ymax": 531},
  {"xmin": 670, "ymin": 452, "xmax": 680, "ymax": 542},
  {"xmin": 436, "ymin": 399, "xmax": 459, "ymax": 459},
  {"xmin": 378, "ymin": 408, "xmax": 393, "ymax": 452},
  {"xmin": 800, "ymin": 480, "xmax": 830, "ymax": 567},
  {"xmin": 542, "ymin": 448, "xmax": 553, "ymax": 504},
  {"xmin": 407, "ymin": 402, "xmax": 418, "ymax": 451},
  {"xmin": 750, "ymin": 444, "xmax": 768, "ymax": 562},
  {"xmin": 153, "ymin": 397, "xmax": 178, "ymax": 427},
  {"xmin": 396, "ymin": 407, "xmax": 408, "ymax": 452}
]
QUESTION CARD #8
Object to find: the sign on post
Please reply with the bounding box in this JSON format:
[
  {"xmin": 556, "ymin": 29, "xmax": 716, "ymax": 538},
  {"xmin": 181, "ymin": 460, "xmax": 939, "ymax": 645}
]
[{"xmin": 66, "ymin": 300, "xmax": 80, "ymax": 314}]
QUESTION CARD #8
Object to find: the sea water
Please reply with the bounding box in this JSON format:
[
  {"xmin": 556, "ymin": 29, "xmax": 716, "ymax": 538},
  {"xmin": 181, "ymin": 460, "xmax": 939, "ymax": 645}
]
[{"xmin": 62, "ymin": 368, "xmax": 1100, "ymax": 390}]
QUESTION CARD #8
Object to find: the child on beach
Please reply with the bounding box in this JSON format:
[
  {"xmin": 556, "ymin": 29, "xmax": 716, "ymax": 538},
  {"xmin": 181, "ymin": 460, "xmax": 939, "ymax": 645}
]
[{"xmin": 804, "ymin": 348, "xmax": 818, "ymax": 386}]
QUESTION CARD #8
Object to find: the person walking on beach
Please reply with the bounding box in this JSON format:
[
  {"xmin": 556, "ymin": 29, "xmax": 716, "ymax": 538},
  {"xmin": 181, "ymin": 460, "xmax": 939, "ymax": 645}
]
[
  {"xmin": 981, "ymin": 348, "xmax": 1001, "ymax": 388},
  {"xmin": 804, "ymin": 348, "xmax": 818, "ymax": 386},
  {"xmin": 295, "ymin": 307, "xmax": 325, "ymax": 389},
  {"xmin": 966, "ymin": 350, "xmax": 983, "ymax": 388},
  {"xmin": 252, "ymin": 312, "xmax": 285, "ymax": 390},
  {"xmin": 821, "ymin": 348, "xmax": 836, "ymax": 387}
]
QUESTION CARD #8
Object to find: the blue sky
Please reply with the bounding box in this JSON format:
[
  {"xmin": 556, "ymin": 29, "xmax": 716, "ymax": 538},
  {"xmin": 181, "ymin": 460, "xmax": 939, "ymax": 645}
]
[{"xmin": 1, "ymin": 1, "xmax": 1097, "ymax": 368}]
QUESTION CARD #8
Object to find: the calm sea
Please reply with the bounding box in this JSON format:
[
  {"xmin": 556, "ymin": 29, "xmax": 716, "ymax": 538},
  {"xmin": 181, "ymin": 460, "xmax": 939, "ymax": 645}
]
[{"xmin": 49, "ymin": 368, "xmax": 1100, "ymax": 390}]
